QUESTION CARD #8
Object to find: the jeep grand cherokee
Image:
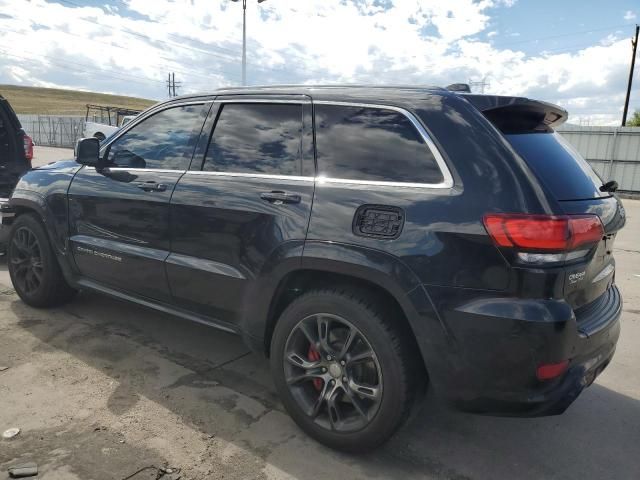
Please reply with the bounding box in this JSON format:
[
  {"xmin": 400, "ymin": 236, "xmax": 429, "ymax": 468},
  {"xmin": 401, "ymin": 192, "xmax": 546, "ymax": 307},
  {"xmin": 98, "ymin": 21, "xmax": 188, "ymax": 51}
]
[{"xmin": 5, "ymin": 86, "xmax": 624, "ymax": 452}]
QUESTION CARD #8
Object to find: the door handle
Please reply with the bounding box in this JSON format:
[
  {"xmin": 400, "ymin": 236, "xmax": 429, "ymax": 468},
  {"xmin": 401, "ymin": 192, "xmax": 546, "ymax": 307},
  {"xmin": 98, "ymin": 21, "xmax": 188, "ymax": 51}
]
[
  {"xmin": 260, "ymin": 191, "xmax": 301, "ymax": 204},
  {"xmin": 134, "ymin": 181, "xmax": 167, "ymax": 192}
]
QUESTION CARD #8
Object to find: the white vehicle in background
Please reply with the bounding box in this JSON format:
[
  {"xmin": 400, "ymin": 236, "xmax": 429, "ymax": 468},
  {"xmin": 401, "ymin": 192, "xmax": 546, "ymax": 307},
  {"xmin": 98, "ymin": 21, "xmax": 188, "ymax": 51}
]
[{"xmin": 83, "ymin": 104, "xmax": 140, "ymax": 141}]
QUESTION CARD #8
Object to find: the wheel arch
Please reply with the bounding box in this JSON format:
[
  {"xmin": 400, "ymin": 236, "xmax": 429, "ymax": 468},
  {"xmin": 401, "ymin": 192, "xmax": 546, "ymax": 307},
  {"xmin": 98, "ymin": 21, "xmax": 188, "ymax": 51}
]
[
  {"xmin": 9, "ymin": 192, "xmax": 50, "ymax": 226},
  {"xmin": 8, "ymin": 192, "xmax": 77, "ymax": 284},
  {"xmin": 261, "ymin": 268, "xmax": 415, "ymax": 355},
  {"xmin": 244, "ymin": 242, "xmax": 447, "ymax": 379}
]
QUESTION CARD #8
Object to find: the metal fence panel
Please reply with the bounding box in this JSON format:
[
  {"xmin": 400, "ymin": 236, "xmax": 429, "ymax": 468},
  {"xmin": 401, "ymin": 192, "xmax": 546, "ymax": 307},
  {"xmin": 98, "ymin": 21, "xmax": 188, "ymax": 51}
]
[
  {"xmin": 557, "ymin": 125, "xmax": 640, "ymax": 193},
  {"xmin": 18, "ymin": 115, "xmax": 84, "ymax": 148}
]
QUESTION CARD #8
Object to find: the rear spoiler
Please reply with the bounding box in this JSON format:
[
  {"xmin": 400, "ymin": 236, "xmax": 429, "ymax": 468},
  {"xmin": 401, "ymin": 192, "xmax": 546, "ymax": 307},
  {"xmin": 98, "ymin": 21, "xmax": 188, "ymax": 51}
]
[{"xmin": 461, "ymin": 94, "xmax": 568, "ymax": 133}]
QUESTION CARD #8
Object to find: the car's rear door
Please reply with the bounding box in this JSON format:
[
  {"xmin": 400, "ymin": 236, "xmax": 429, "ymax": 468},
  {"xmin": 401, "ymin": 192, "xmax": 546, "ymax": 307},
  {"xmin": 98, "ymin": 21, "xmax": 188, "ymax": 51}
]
[
  {"xmin": 168, "ymin": 96, "xmax": 315, "ymax": 326},
  {"xmin": 68, "ymin": 101, "xmax": 211, "ymax": 301}
]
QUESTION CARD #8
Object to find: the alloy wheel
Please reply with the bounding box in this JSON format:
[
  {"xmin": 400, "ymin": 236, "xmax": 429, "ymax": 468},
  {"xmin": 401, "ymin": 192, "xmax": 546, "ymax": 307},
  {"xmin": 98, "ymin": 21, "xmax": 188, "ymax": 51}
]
[
  {"xmin": 283, "ymin": 313, "xmax": 383, "ymax": 432},
  {"xmin": 10, "ymin": 226, "xmax": 44, "ymax": 295}
]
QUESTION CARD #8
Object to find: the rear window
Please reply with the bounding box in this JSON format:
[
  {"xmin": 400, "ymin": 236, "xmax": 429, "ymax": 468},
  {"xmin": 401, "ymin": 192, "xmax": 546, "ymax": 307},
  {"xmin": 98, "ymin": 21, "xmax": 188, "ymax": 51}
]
[
  {"xmin": 314, "ymin": 104, "xmax": 444, "ymax": 184},
  {"xmin": 505, "ymin": 132, "xmax": 605, "ymax": 201}
]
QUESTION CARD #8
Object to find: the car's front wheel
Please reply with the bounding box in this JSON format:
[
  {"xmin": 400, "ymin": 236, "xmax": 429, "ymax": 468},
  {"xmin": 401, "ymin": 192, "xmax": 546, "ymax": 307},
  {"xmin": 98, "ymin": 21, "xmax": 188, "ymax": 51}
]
[
  {"xmin": 270, "ymin": 288, "xmax": 424, "ymax": 452},
  {"xmin": 8, "ymin": 213, "xmax": 77, "ymax": 307}
]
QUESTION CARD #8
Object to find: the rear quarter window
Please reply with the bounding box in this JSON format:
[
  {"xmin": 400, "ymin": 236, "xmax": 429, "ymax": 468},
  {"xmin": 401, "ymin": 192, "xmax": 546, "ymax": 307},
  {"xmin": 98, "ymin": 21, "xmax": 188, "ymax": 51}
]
[
  {"xmin": 506, "ymin": 132, "xmax": 605, "ymax": 201},
  {"xmin": 314, "ymin": 104, "xmax": 444, "ymax": 184}
]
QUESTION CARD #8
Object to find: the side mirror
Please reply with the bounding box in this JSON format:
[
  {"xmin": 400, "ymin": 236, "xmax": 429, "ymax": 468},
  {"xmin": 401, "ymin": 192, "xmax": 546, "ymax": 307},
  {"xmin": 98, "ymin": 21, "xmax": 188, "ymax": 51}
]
[{"xmin": 75, "ymin": 137, "xmax": 100, "ymax": 166}]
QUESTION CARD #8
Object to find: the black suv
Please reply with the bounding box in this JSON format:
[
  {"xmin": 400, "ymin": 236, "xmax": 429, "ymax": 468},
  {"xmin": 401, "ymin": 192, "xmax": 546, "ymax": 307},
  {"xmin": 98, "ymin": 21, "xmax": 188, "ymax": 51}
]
[
  {"xmin": 0, "ymin": 95, "xmax": 32, "ymax": 198},
  {"xmin": 5, "ymin": 86, "xmax": 624, "ymax": 452}
]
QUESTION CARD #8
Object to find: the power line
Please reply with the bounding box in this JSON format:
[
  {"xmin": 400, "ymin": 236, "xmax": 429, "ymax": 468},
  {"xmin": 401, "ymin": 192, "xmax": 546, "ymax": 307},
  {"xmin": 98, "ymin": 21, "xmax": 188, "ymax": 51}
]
[
  {"xmin": 0, "ymin": 48, "xmax": 166, "ymax": 88},
  {"xmin": 491, "ymin": 23, "xmax": 630, "ymax": 49},
  {"xmin": 56, "ymin": 0, "xmax": 244, "ymax": 58},
  {"xmin": 55, "ymin": 0, "xmax": 243, "ymax": 65},
  {"xmin": 534, "ymin": 40, "xmax": 627, "ymax": 56},
  {"xmin": 0, "ymin": 25, "xmax": 241, "ymax": 84}
]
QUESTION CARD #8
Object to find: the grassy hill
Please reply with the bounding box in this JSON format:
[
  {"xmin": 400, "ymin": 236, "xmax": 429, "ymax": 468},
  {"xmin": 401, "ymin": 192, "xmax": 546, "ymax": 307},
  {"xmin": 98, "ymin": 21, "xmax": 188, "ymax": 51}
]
[{"xmin": 0, "ymin": 84, "xmax": 157, "ymax": 115}]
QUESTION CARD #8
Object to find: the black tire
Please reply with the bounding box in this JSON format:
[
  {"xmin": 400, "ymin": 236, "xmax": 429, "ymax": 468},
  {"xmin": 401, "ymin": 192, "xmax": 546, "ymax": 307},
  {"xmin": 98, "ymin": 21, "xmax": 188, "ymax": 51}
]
[
  {"xmin": 8, "ymin": 213, "xmax": 77, "ymax": 308},
  {"xmin": 270, "ymin": 287, "xmax": 424, "ymax": 452},
  {"xmin": 93, "ymin": 132, "xmax": 106, "ymax": 141}
]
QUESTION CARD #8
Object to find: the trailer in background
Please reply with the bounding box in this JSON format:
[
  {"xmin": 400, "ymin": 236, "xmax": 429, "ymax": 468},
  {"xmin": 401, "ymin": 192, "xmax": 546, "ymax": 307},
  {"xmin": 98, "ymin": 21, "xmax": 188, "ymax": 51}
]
[{"xmin": 83, "ymin": 104, "xmax": 141, "ymax": 141}]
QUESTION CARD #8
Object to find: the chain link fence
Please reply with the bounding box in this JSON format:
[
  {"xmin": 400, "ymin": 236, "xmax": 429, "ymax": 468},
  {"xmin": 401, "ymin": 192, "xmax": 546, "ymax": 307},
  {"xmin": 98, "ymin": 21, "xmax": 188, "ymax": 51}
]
[{"xmin": 17, "ymin": 115, "xmax": 84, "ymax": 148}]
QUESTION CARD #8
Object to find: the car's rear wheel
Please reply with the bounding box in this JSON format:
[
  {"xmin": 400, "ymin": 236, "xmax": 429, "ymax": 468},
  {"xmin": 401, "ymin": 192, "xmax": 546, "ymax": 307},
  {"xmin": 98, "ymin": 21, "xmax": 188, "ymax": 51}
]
[
  {"xmin": 270, "ymin": 288, "xmax": 423, "ymax": 452},
  {"xmin": 8, "ymin": 214, "xmax": 77, "ymax": 307}
]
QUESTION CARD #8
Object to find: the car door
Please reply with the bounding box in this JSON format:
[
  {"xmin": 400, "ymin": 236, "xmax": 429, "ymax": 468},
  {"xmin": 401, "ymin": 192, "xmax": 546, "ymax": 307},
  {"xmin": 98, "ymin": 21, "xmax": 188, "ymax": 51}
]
[
  {"xmin": 168, "ymin": 96, "xmax": 315, "ymax": 326},
  {"xmin": 68, "ymin": 101, "xmax": 211, "ymax": 301}
]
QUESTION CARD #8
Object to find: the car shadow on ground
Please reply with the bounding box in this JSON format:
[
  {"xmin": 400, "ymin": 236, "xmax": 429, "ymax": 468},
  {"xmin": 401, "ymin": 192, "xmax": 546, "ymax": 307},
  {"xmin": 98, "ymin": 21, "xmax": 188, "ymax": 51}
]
[{"xmin": 5, "ymin": 285, "xmax": 640, "ymax": 480}]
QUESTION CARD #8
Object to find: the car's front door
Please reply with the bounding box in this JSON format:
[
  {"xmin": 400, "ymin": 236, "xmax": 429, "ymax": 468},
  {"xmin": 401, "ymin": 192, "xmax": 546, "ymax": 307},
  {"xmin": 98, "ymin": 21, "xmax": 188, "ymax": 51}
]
[
  {"xmin": 168, "ymin": 97, "xmax": 315, "ymax": 326},
  {"xmin": 68, "ymin": 101, "xmax": 210, "ymax": 301}
]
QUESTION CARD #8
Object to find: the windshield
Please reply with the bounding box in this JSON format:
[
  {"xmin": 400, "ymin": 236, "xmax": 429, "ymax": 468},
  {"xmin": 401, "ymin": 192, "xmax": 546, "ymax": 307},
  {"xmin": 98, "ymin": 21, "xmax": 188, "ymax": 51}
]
[{"xmin": 506, "ymin": 132, "xmax": 606, "ymax": 201}]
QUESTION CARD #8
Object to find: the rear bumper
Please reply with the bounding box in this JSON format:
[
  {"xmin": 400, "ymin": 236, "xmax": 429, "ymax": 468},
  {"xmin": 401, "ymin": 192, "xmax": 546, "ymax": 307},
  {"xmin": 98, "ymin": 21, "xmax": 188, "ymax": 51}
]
[{"xmin": 422, "ymin": 284, "xmax": 622, "ymax": 417}]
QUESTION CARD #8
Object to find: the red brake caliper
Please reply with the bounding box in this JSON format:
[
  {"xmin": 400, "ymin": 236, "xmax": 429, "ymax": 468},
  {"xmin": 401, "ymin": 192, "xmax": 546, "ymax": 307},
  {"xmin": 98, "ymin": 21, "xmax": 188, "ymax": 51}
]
[{"xmin": 307, "ymin": 345, "xmax": 324, "ymax": 391}]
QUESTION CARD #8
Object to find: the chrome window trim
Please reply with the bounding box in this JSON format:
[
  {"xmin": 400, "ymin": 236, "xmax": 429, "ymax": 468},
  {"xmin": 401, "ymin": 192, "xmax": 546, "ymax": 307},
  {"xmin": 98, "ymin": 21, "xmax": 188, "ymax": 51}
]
[
  {"xmin": 183, "ymin": 171, "xmax": 443, "ymax": 190},
  {"xmin": 185, "ymin": 171, "xmax": 314, "ymax": 182},
  {"xmin": 312, "ymin": 100, "xmax": 454, "ymax": 189},
  {"xmin": 215, "ymin": 97, "xmax": 311, "ymax": 105},
  {"xmin": 104, "ymin": 167, "xmax": 187, "ymax": 174},
  {"xmin": 99, "ymin": 100, "xmax": 213, "ymax": 153},
  {"xmin": 98, "ymin": 99, "xmax": 454, "ymax": 189},
  {"xmin": 315, "ymin": 176, "xmax": 445, "ymax": 188}
]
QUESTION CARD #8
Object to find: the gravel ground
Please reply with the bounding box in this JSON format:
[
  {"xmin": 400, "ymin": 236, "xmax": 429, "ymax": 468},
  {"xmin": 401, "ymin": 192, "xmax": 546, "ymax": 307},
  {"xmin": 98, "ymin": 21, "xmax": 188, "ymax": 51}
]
[{"xmin": 0, "ymin": 196, "xmax": 639, "ymax": 479}]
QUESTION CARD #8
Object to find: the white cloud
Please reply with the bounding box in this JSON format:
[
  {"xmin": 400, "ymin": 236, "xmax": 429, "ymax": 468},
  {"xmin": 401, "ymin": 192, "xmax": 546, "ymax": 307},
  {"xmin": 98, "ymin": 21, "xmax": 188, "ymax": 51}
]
[
  {"xmin": 0, "ymin": 0, "xmax": 635, "ymax": 125},
  {"xmin": 624, "ymin": 10, "xmax": 636, "ymax": 20}
]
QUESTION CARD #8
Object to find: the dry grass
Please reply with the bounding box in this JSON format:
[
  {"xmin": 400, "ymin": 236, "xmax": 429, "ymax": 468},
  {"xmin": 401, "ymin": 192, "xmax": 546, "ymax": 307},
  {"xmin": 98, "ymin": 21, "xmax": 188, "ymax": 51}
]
[{"xmin": 0, "ymin": 84, "xmax": 157, "ymax": 115}]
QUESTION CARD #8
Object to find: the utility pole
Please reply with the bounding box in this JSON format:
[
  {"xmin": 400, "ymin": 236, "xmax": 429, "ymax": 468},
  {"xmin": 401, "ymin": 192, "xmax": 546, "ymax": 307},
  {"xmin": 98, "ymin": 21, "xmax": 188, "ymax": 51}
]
[
  {"xmin": 622, "ymin": 24, "xmax": 639, "ymax": 126},
  {"xmin": 468, "ymin": 76, "xmax": 490, "ymax": 94},
  {"xmin": 232, "ymin": 0, "xmax": 267, "ymax": 86},
  {"xmin": 166, "ymin": 72, "xmax": 182, "ymax": 98},
  {"xmin": 242, "ymin": 1, "xmax": 246, "ymax": 86}
]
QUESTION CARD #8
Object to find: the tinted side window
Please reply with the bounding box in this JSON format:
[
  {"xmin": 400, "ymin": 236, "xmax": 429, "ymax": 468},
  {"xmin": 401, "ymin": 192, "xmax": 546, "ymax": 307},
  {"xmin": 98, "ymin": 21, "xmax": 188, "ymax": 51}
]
[
  {"xmin": 315, "ymin": 105, "xmax": 444, "ymax": 184},
  {"xmin": 107, "ymin": 104, "xmax": 205, "ymax": 170},
  {"xmin": 204, "ymin": 103, "xmax": 302, "ymax": 175}
]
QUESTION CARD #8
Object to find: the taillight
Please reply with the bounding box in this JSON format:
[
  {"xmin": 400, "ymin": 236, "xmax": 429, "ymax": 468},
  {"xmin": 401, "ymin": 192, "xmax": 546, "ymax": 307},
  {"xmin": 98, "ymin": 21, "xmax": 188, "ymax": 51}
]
[
  {"xmin": 536, "ymin": 360, "xmax": 569, "ymax": 381},
  {"xmin": 23, "ymin": 134, "xmax": 34, "ymax": 165},
  {"xmin": 483, "ymin": 214, "xmax": 603, "ymax": 252}
]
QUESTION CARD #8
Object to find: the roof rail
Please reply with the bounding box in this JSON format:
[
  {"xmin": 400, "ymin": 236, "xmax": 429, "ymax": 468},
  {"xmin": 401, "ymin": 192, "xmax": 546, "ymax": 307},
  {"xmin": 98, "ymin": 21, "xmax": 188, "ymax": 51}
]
[{"xmin": 214, "ymin": 84, "xmax": 444, "ymax": 92}]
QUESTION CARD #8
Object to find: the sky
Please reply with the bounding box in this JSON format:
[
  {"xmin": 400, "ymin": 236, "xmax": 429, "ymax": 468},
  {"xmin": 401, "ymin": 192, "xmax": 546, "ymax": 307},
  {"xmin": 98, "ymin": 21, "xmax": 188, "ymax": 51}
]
[{"xmin": 0, "ymin": 0, "xmax": 639, "ymax": 125}]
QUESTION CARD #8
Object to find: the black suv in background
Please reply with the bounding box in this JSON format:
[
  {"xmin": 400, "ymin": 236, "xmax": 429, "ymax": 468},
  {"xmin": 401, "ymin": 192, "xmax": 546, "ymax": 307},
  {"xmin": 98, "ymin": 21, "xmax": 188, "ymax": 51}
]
[
  {"xmin": 5, "ymin": 86, "xmax": 624, "ymax": 452},
  {"xmin": 0, "ymin": 95, "xmax": 32, "ymax": 198}
]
